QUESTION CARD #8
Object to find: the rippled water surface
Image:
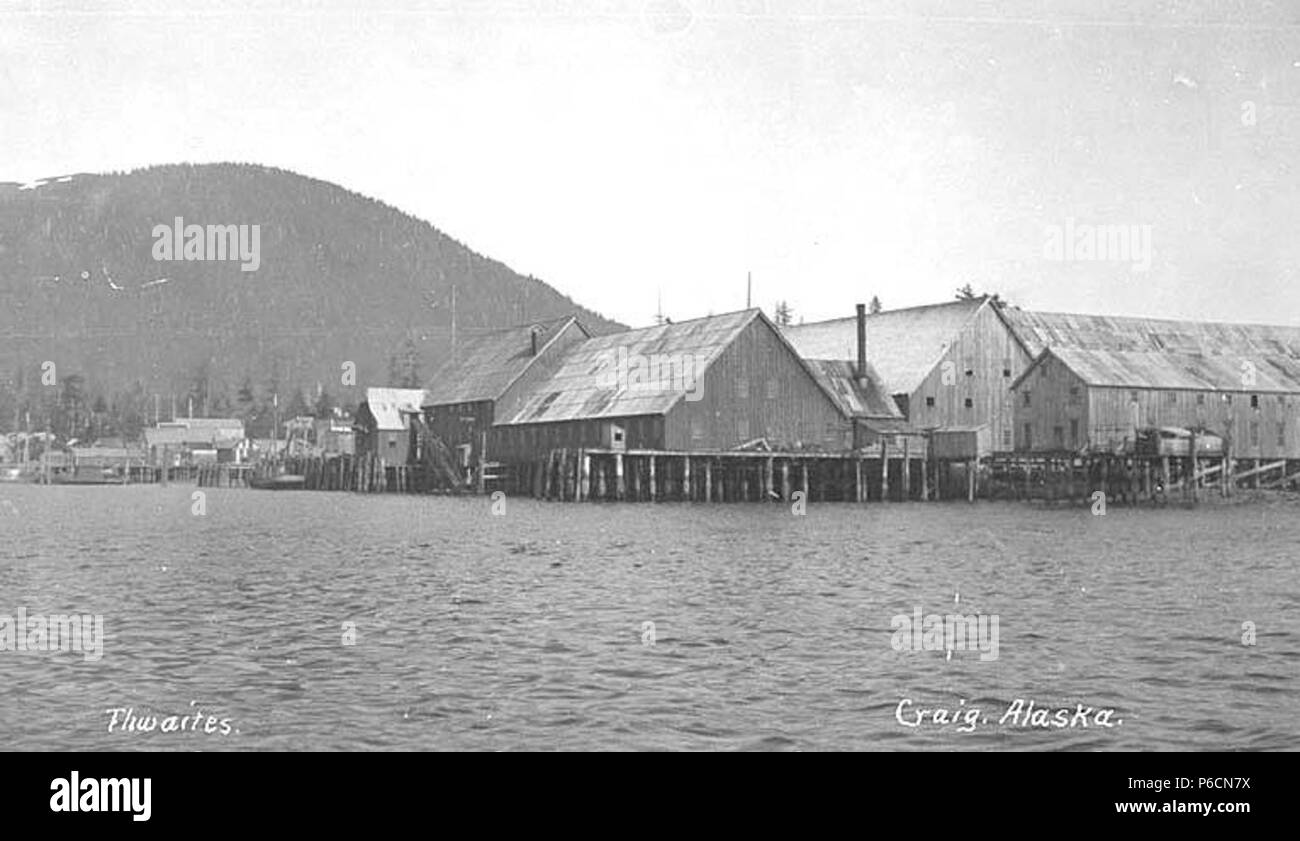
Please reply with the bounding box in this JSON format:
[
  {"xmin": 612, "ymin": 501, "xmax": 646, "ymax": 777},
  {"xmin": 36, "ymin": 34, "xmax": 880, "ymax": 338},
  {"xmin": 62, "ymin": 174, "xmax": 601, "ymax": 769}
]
[{"xmin": 1, "ymin": 484, "xmax": 1297, "ymax": 750}]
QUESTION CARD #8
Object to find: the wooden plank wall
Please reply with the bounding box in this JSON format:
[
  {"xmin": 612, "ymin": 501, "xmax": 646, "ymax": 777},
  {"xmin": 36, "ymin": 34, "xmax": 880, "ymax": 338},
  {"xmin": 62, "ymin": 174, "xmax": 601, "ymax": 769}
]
[
  {"xmin": 904, "ymin": 303, "xmax": 1032, "ymax": 453},
  {"xmin": 663, "ymin": 316, "xmax": 851, "ymax": 451}
]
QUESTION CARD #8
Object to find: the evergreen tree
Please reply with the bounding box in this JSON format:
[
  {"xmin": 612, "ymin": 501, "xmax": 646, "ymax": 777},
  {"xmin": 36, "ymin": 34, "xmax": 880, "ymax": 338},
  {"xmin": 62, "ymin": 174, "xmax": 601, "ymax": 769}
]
[{"xmin": 313, "ymin": 387, "xmax": 336, "ymax": 419}]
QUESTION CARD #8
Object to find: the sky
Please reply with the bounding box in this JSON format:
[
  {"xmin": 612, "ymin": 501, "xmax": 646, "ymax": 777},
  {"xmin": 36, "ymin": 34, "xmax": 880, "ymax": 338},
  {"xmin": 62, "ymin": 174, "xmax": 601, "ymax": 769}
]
[{"xmin": 5, "ymin": 0, "xmax": 1300, "ymax": 327}]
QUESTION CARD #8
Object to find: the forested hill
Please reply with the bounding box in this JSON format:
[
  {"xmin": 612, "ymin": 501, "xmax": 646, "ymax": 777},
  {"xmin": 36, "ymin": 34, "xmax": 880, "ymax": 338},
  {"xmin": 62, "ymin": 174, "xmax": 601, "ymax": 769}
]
[{"xmin": 0, "ymin": 163, "xmax": 622, "ymax": 437}]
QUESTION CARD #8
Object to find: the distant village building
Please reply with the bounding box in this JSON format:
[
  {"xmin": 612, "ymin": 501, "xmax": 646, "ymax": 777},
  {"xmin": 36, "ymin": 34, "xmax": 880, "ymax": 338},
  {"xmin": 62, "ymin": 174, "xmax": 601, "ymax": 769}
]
[
  {"xmin": 144, "ymin": 418, "xmax": 245, "ymax": 466},
  {"xmin": 488, "ymin": 309, "xmax": 863, "ymax": 460},
  {"xmin": 313, "ymin": 413, "xmax": 355, "ymax": 456},
  {"xmin": 422, "ymin": 316, "xmax": 590, "ymax": 473},
  {"xmin": 1005, "ymin": 311, "xmax": 1300, "ymax": 457},
  {"xmin": 353, "ymin": 388, "xmax": 426, "ymax": 465}
]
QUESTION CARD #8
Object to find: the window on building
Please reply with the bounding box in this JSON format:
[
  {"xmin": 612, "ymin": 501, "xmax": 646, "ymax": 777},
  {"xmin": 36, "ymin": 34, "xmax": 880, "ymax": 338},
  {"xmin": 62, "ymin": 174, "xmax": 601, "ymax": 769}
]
[
  {"xmin": 965, "ymin": 368, "xmax": 974, "ymax": 378},
  {"xmin": 1167, "ymin": 391, "xmax": 1177, "ymax": 404},
  {"xmin": 1250, "ymin": 421, "xmax": 1260, "ymax": 447},
  {"xmin": 1002, "ymin": 427, "xmax": 1012, "ymax": 448},
  {"xmin": 1130, "ymin": 391, "xmax": 1139, "ymax": 402},
  {"xmin": 925, "ymin": 396, "xmax": 935, "ymax": 408},
  {"xmin": 690, "ymin": 418, "xmax": 703, "ymax": 440},
  {"xmin": 1022, "ymin": 391, "xmax": 1031, "ymax": 407},
  {"xmin": 1224, "ymin": 394, "xmax": 1233, "ymax": 404},
  {"xmin": 1250, "ymin": 394, "xmax": 1259, "ymax": 409},
  {"xmin": 1277, "ymin": 422, "xmax": 1286, "ymax": 447},
  {"xmin": 1196, "ymin": 393, "xmax": 1205, "ymax": 405},
  {"xmin": 737, "ymin": 378, "xmax": 748, "ymax": 399},
  {"xmin": 964, "ymin": 397, "xmax": 973, "ymax": 409},
  {"xmin": 388, "ymin": 439, "xmax": 396, "ymax": 449},
  {"xmin": 1002, "ymin": 360, "xmax": 1012, "ymax": 378},
  {"xmin": 1022, "ymin": 424, "xmax": 1032, "ymax": 450},
  {"xmin": 1070, "ymin": 419, "xmax": 1079, "ymax": 446},
  {"xmin": 1069, "ymin": 386, "xmax": 1080, "ymax": 398}
]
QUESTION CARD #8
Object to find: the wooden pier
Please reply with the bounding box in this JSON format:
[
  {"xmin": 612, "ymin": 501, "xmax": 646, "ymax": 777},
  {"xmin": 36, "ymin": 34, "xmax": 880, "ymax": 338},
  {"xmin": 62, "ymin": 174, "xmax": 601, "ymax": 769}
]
[
  {"xmin": 180, "ymin": 445, "xmax": 1300, "ymax": 507},
  {"xmin": 504, "ymin": 447, "xmax": 941, "ymax": 503}
]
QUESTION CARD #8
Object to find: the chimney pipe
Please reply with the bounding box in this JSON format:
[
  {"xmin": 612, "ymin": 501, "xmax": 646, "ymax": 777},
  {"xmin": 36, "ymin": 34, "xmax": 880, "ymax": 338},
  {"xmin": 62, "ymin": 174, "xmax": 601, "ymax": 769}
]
[
  {"xmin": 530, "ymin": 327, "xmax": 539, "ymax": 356},
  {"xmin": 855, "ymin": 303, "xmax": 867, "ymax": 385}
]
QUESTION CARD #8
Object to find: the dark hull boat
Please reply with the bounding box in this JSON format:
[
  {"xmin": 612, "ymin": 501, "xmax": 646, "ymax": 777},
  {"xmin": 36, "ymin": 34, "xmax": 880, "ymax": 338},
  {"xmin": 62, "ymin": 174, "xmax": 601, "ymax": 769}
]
[
  {"xmin": 0, "ymin": 466, "xmax": 33, "ymax": 483},
  {"xmin": 49, "ymin": 467, "xmax": 127, "ymax": 485},
  {"xmin": 248, "ymin": 472, "xmax": 306, "ymax": 490}
]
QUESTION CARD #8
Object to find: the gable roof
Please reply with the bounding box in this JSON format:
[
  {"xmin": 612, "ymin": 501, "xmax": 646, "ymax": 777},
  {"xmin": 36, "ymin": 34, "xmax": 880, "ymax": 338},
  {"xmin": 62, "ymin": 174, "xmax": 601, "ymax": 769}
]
[
  {"xmin": 361, "ymin": 387, "xmax": 427, "ymax": 430},
  {"xmin": 144, "ymin": 425, "xmax": 243, "ymax": 448},
  {"xmin": 422, "ymin": 315, "xmax": 587, "ymax": 406},
  {"xmin": 782, "ymin": 298, "xmax": 987, "ymax": 395},
  {"xmin": 1002, "ymin": 308, "xmax": 1300, "ymax": 359},
  {"xmin": 158, "ymin": 417, "xmax": 244, "ymax": 431},
  {"xmin": 1013, "ymin": 346, "xmax": 1300, "ymax": 393},
  {"xmin": 498, "ymin": 310, "xmax": 760, "ymax": 425},
  {"xmin": 802, "ymin": 359, "xmax": 903, "ymax": 419}
]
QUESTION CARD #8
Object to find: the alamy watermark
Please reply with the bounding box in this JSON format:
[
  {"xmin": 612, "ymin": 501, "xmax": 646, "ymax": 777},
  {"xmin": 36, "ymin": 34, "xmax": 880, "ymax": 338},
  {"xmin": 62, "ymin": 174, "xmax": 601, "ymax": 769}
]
[
  {"xmin": 890, "ymin": 605, "xmax": 999, "ymax": 661},
  {"xmin": 1043, "ymin": 217, "xmax": 1151, "ymax": 272},
  {"xmin": 0, "ymin": 608, "xmax": 104, "ymax": 661},
  {"xmin": 594, "ymin": 346, "xmax": 704, "ymax": 401},
  {"xmin": 152, "ymin": 216, "xmax": 260, "ymax": 271}
]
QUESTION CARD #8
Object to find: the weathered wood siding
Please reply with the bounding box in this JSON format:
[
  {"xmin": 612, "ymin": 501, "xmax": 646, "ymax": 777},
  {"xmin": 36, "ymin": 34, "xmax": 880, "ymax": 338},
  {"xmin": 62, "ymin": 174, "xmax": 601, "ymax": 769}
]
[
  {"xmin": 1089, "ymin": 386, "xmax": 1299, "ymax": 458},
  {"xmin": 425, "ymin": 320, "xmax": 588, "ymax": 465},
  {"xmin": 1015, "ymin": 357, "xmax": 1300, "ymax": 457},
  {"xmin": 425, "ymin": 400, "xmax": 494, "ymax": 466},
  {"xmin": 488, "ymin": 415, "xmax": 664, "ymax": 462},
  {"xmin": 904, "ymin": 303, "xmax": 1032, "ymax": 452},
  {"xmin": 1012, "ymin": 354, "xmax": 1090, "ymax": 451},
  {"xmin": 495, "ymin": 320, "xmax": 590, "ymax": 422},
  {"xmin": 663, "ymin": 317, "xmax": 850, "ymax": 451}
]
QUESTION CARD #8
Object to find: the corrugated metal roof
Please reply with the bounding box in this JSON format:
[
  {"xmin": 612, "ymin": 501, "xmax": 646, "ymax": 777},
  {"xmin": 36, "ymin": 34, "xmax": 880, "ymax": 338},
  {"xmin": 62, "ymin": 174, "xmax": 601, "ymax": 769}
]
[
  {"xmin": 1024, "ymin": 347, "xmax": 1300, "ymax": 393},
  {"xmin": 498, "ymin": 310, "xmax": 760, "ymax": 425},
  {"xmin": 782, "ymin": 299, "xmax": 986, "ymax": 395},
  {"xmin": 144, "ymin": 426, "xmax": 243, "ymax": 448},
  {"xmin": 163, "ymin": 418, "xmax": 244, "ymax": 430},
  {"xmin": 362, "ymin": 387, "xmax": 427, "ymax": 430},
  {"xmin": 803, "ymin": 359, "xmax": 902, "ymax": 419},
  {"xmin": 423, "ymin": 316, "xmax": 585, "ymax": 406},
  {"xmin": 1003, "ymin": 309, "xmax": 1300, "ymax": 359}
]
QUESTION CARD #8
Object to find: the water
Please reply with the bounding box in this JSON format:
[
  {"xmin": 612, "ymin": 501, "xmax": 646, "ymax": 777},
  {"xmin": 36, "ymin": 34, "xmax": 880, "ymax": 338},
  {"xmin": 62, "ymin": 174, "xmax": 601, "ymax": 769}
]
[{"xmin": 1, "ymin": 484, "xmax": 1297, "ymax": 750}]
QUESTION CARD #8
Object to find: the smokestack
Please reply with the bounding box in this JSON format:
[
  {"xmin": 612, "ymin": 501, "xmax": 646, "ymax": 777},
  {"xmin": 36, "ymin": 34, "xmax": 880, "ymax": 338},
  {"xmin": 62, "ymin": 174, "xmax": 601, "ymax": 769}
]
[{"xmin": 855, "ymin": 303, "xmax": 867, "ymax": 385}]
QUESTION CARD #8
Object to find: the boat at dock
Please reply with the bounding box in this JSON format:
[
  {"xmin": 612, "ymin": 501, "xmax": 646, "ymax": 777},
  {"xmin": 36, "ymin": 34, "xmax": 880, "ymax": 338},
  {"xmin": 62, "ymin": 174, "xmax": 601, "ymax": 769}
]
[
  {"xmin": 0, "ymin": 465, "xmax": 34, "ymax": 483},
  {"xmin": 247, "ymin": 462, "xmax": 306, "ymax": 490}
]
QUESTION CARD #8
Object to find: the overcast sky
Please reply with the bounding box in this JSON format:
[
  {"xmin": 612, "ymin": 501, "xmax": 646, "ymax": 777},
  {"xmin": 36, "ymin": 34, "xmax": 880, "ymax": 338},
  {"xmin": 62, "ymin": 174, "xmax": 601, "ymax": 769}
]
[{"xmin": 5, "ymin": 0, "xmax": 1300, "ymax": 326}]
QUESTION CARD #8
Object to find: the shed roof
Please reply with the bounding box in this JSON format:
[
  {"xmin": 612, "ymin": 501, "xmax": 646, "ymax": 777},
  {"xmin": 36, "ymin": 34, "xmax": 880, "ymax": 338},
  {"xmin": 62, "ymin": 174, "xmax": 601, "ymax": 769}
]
[
  {"xmin": 782, "ymin": 298, "xmax": 986, "ymax": 395},
  {"xmin": 423, "ymin": 316, "xmax": 587, "ymax": 406},
  {"xmin": 802, "ymin": 359, "xmax": 903, "ymax": 419},
  {"xmin": 498, "ymin": 310, "xmax": 759, "ymax": 425},
  {"xmin": 162, "ymin": 417, "xmax": 244, "ymax": 431},
  {"xmin": 144, "ymin": 426, "xmax": 243, "ymax": 448},
  {"xmin": 1014, "ymin": 346, "xmax": 1300, "ymax": 393},
  {"xmin": 1003, "ymin": 308, "xmax": 1300, "ymax": 359},
  {"xmin": 361, "ymin": 387, "xmax": 427, "ymax": 430}
]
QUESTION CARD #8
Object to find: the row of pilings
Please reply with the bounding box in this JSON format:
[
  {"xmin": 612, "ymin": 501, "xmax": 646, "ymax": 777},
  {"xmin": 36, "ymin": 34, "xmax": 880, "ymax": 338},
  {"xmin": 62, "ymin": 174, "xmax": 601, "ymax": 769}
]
[
  {"xmin": 189, "ymin": 448, "xmax": 1300, "ymax": 504},
  {"xmin": 507, "ymin": 448, "xmax": 977, "ymax": 503},
  {"xmin": 195, "ymin": 454, "xmax": 468, "ymax": 494}
]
